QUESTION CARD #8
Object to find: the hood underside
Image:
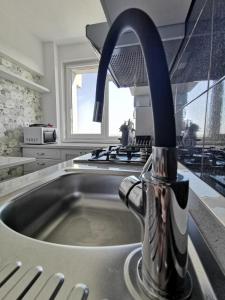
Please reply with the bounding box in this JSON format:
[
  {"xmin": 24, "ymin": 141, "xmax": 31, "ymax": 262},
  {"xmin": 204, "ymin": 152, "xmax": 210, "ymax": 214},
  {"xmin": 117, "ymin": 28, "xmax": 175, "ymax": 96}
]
[{"xmin": 86, "ymin": 21, "xmax": 185, "ymax": 87}]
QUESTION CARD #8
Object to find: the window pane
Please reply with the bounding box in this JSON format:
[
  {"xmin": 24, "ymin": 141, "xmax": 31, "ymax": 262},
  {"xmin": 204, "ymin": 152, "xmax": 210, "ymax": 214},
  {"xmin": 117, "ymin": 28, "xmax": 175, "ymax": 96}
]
[
  {"xmin": 71, "ymin": 72, "xmax": 101, "ymax": 134},
  {"xmin": 108, "ymin": 81, "xmax": 135, "ymax": 136}
]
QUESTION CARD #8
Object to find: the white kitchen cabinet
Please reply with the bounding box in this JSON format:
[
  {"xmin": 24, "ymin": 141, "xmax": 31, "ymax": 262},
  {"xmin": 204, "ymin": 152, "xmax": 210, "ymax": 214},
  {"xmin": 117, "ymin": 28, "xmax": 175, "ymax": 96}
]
[
  {"xmin": 23, "ymin": 158, "xmax": 61, "ymax": 173},
  {"xmin": 60, "ymin": 149, "xmax": 90, "ymax": 161},
  {"xmin": 23, "ymin": 147, "xmax": 62, "ymax": 173},
  {"xmin": 22, "ymin": 145, "xmax": 94, "ymax": 173},
  {"xmin": 23, "ymin": 148, "xmax": 61, "ymax": 160}
]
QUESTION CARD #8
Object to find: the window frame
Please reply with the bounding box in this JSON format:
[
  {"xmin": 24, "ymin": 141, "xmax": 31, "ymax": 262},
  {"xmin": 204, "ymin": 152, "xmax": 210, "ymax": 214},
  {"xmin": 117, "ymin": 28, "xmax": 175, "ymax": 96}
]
[{"xmin": 62, "ymin": 61, "xmax": 132, "ymax": 143}]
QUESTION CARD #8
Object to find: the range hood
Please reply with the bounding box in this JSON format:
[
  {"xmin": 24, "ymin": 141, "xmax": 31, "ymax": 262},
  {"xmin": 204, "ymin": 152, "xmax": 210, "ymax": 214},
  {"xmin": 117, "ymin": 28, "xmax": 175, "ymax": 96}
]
[{"xmin": 86, "ymin": 0, "xmax": 191, "ymax": 88}]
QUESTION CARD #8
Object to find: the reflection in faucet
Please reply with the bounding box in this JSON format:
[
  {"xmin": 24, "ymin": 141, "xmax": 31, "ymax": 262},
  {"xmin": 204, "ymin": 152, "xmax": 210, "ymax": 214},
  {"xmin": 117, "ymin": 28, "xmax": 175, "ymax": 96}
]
[{"xmin": 93, "ymin": 8, "xmax": 192, "ymax": 299}]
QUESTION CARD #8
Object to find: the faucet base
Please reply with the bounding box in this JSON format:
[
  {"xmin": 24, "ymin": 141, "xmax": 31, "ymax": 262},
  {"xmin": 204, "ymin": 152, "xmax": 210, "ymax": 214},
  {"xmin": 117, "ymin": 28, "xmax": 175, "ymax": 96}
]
[{"xmin": 124, "ymin": 247, "xmax": 192, "ymax": 300}]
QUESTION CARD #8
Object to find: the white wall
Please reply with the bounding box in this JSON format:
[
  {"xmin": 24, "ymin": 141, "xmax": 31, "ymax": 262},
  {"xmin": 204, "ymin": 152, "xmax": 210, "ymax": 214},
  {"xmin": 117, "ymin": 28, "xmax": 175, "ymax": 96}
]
[
  {"xmin": 58, "ymin": 42, "xmax": 97, "ymax": 63},
  {"xmin": 41, "ymin": 42, "xmax": 60, "ymax": 129},
  {"xmin": 40, "ymin": 41, "xmax": 98, "ymax": 140},
  {"xmin": 57, "ymin": 41, "xmax": 98, "ymax": 141},
  {"xmin": 0, "ymin": 9, "xmax": 44, "ymax": 74},
  {"xmin": 134, "ymin": 94, "xmax": 154, "ymax": 136}
]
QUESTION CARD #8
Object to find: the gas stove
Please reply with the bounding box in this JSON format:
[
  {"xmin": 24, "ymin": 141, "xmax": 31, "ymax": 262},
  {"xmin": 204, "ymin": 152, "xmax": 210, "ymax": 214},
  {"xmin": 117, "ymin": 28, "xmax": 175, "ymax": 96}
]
[{"xmin": 88, "ymin": 145, "xmax": 151, "ymax": 165}]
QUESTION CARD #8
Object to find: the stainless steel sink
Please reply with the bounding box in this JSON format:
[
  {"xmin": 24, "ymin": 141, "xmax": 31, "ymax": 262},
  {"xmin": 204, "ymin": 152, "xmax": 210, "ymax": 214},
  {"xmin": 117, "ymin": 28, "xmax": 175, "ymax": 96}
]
[
  {"xmin": 0, "ymin": 171, "xmax": 224, "ymax": 299},
  {"xmin": 0, "ymin": 173, "xmax": 142, "ymax": 246}
]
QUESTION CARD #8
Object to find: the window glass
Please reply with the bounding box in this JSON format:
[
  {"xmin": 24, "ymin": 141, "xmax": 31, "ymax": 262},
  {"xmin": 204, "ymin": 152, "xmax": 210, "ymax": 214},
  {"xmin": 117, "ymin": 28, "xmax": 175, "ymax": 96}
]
[
  {"xmin": 71, "ymin": 71, "xmax": 101, "ymax": 134},
  {"xmin": 108, "ymin": 81, "xmax": 135, "ymax": 136}
]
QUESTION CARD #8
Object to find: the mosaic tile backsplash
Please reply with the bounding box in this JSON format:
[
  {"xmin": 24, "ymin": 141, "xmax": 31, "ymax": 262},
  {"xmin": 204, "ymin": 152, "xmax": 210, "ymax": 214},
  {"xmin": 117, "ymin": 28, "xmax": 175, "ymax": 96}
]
[{"xmin": 0, "ymin": 57, "xmax": 43, "ymax": 159}]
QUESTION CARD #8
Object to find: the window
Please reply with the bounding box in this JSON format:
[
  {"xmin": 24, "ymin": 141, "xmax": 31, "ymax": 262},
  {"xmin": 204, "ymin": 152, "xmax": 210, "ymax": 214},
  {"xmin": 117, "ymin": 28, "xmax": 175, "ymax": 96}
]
[
  {"xmin": 64, "ymin": 63, "xmax": 135, "ymax": 142},
  {"xmin": 108, "ymin": 81, "xmax": 135, "ymax": 137},
  {"xmin": 71, "ymin": 71, "xmax": 100, "ymax": 135}
]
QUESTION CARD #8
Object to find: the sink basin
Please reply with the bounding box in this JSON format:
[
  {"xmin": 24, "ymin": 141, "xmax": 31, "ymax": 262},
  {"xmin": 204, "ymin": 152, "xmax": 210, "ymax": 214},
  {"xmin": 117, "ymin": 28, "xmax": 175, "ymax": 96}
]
[
  {"xmin": 0, "ymin": 173, "xmax": 142, "ymax": 246},
  {"xmin": 0, "ymin": 171, "xmax": 224, "ymax": 299}
]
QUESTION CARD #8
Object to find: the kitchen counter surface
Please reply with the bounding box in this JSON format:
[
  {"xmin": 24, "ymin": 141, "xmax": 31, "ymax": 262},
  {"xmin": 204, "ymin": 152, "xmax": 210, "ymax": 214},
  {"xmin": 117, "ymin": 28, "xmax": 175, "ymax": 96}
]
[
  {"xmin": 0, "ymin": 157, "xmax": 225, "ymax": 275},
  {"xmin": 20, "ymin": 142, "xmax": 116, "ymax": 149},
  {"xmin": 0, "ymin": 156, "xmax": 36, "ymax": 170}
]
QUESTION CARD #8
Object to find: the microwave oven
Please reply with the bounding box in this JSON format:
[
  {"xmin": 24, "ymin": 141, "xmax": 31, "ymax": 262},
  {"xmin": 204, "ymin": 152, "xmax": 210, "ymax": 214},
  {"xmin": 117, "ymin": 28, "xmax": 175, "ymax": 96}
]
[{"xmin": 23, "ymin": 127, "xmax": 57, "ymax": 144}]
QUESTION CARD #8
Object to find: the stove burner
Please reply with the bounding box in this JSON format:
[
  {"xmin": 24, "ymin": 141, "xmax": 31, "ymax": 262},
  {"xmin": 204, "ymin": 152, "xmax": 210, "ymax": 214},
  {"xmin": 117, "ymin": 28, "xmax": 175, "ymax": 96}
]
[{"xmin": 90, "ymin": 145, "xmax": 151, "ymax": 164}]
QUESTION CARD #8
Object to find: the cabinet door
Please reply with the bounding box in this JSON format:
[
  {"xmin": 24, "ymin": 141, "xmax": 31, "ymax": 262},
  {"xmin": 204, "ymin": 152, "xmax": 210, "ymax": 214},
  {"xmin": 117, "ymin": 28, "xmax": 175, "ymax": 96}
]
[
  {"xmin": 24, "ymin": 158, "xmax": 61, "ymax": 173},
  {"xmin": 23, "ymin": 148, "xmax": 61, "ymax": 160},
  {"xmin": 61, "ymin": 149, "xmax": 90, "ymax": 162}
]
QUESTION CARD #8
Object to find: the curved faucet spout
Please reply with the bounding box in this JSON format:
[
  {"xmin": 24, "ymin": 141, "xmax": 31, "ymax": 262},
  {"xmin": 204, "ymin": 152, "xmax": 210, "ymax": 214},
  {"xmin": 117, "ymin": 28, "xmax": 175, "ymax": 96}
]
[
  {"xmin": 94, "ymin": 8, "xmax": 192, "ymax": 300},
  {"xmin": 93, "ymin": 8, "xmax": 176, "ymax": 148}
]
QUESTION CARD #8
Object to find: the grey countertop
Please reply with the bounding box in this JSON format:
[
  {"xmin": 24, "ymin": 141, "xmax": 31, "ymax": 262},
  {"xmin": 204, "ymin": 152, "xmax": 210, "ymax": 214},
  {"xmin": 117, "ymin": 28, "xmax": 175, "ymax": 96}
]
[
  {"xmin": 0, "ymin": 156, "xmax": 35, "ymax": 170},
  {"xmin": 20, "ymin": 142, "xmax": 116, "ymax": 149},
  {"xmin": 0, "ymin": 157, "xmax": 225, "ymax": 274}
]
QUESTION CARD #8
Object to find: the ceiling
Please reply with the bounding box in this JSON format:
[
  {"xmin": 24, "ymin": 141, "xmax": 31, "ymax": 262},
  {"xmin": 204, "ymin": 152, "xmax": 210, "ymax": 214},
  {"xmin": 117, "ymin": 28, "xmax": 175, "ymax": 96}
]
[
  {"xmin": 0, "ymin": 0, "xmax": 106, "ymax": 44},
  {"xmin": 0, "ymin": 0, "xmax": 191, "ymax": 45}
]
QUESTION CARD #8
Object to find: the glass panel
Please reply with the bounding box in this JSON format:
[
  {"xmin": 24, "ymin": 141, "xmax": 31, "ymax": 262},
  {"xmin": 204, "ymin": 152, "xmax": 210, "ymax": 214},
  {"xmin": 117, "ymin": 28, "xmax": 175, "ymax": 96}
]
[
  {"xmin": 174, "ymin": 82, "xmax": 207, "ymax": 139},
  {"xmin": 171, "ymin": 0, "xmax": 212, "ymax": 102},
  {"xmin": 176, "ymin": 93, "xmax": 207, "ymax": 176},
  {"xmin": 186, "ymin": 0, "xmax": 207, "ymax": 36},
  {"xmin": 71, "ymin": 72, "xmax": 101, "ymax": 134},
  {"xmin": 108, "ymin": 81, "xmax": 134, "ymax": 137},
  {"xmin": 209, "ymin": 0, "xmax": 225, "ymax": 85},
  {"xmin": 202, "ymin": 80, "xmax": 225, "ymax": 195}
]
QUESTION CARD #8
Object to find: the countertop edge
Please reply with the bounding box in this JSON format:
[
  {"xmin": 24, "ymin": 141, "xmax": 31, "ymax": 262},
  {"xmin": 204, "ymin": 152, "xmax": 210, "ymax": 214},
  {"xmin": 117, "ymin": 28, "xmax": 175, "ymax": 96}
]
[
  {"xmin": 0, "ymin": 156, "xmax": 36, "ymax": 170},
  {"xmin": 20, "ymin": 143, "xmax": 116, "ymax": 149}
]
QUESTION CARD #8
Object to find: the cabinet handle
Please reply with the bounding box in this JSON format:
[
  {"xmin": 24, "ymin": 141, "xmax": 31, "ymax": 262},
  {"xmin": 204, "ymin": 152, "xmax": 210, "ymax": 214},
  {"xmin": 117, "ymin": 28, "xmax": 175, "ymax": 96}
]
[
  {"xmin": 37, "ymin": 163, "xmax": 46, "ymax": 166},
  {"xmin": 37, "ymin": 152, "xmax": 45, "ymax": 156}
]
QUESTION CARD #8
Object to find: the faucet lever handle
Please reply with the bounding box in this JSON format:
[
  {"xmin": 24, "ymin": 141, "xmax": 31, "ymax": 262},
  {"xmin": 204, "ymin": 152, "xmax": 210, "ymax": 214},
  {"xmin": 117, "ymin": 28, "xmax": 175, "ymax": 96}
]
[
  {"xmin": 140, "ymin": 154, "xmax": 152, "ymax": 177},
  {"xmin": 119, "ymin": 175, "xmax": 141, "ymax": 205}
]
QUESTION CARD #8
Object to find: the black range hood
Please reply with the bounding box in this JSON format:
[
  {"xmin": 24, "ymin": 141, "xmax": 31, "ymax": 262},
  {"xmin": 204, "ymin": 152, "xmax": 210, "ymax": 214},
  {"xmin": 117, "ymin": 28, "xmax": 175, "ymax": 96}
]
[
  {"xmin": 86, "ymin": 21, "xmax": 185, "ymax": 87},
  {"xmin": 86, "ymin": 0, "xmax": 192, "ymax": 88}
]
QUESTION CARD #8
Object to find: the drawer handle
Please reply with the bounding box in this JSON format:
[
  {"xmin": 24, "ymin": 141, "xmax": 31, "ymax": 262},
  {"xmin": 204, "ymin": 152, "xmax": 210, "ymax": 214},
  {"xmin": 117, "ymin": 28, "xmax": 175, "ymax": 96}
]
[
  {"xmin": 38, "ymin": 163, "xmax": 46, "ymax": 166},
  {"xmin": 37, "ymin": 153, "xmax": 45, "ymax": 156}
]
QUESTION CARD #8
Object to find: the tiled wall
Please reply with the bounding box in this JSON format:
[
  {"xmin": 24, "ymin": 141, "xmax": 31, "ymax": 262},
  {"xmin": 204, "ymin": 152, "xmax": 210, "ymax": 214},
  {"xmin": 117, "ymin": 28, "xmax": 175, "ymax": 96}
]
[
  {"xmin": 0, "ymin": 56, "xmax": 43, "ymax": 179},
  {"xmin": 171, "ymin": 0, "xmax": 225, "ymax": 195}
]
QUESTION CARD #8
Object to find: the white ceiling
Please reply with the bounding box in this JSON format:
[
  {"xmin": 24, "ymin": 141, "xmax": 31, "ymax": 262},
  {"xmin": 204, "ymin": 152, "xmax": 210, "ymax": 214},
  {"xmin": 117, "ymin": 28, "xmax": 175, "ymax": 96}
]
[
  {"xmin": 0, "ymin": 0, "xmax": 191, "ymax": 45},
  {"xmin": 0, "ymin": 0, "xmax": 106, "ymax": 44}
]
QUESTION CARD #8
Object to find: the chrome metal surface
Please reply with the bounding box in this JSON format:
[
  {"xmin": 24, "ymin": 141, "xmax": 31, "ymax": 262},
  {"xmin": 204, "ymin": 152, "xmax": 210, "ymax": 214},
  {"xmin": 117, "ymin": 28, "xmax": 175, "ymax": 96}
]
[
  {"xmin": 119, "ymin": 175, "xmax": 141, "ymax": 203},
  {"xmin": 0, "ymin": 167, "xmax": 223, "ymax": 299},
  {"xmin": 0, "ymin": 169, "xmax": 142, "ymax": 299},
  {"xmin": 1, "ymin": 173, "xmax": 142, "ymax": 247},
  {"xmin": 119, "ymin": 147, "xmax": 190, "ymax": 298},
  {"xmin": 124, "ymin": 237, "xmax": 217, "ymax": 300},
  {"xmin": 151, "ymin": 146, "xmax": 177, "ymax": 180},
  {"xmin": 140, "ymin": 171, "xmax": 190, "ymax": 299}
]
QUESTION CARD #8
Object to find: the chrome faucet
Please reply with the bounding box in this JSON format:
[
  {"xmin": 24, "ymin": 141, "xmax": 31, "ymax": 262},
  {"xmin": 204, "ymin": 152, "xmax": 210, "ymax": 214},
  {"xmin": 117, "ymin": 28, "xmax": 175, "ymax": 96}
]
[{"xmin": 93, "ymin": 8, "xmax": 192, "ymax": 300}]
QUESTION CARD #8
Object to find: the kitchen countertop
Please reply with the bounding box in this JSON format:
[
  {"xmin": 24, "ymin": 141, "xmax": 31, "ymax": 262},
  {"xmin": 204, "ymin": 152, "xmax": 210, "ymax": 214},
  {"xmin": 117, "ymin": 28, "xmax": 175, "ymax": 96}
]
[
  {"xmin": 20, "ymin": 142, "xmax": 116, "ymax": 149},
  {"xmin": 0, "ymin": 157, "xmax": 225, "ymax": 275},
  {"xmin": 0, "ymin": 156, "xmax": 36, "ymax": 170}
]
